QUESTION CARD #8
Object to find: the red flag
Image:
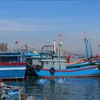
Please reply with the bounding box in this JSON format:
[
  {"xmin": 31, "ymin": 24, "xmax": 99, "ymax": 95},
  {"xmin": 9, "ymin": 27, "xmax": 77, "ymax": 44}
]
[
  {"xmin": 98, "ymin": 42, "xmax": 100, "ymax": 47},
  {"xmin": 66, "ymin": 55, "xmax": 71, "ymax": 63},
  {"xmin": 59, "ymin": 34, "xmax": 62, "ymax": 37},
  {"xmin": 15, "ymin": 41, "xmax": 18, "ymax": 44}
]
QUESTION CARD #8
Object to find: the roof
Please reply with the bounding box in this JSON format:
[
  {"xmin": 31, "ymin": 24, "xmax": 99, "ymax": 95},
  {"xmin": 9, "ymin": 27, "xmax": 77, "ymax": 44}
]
[{"xmin": 0, "ymin": 52, "xmax": 21, "ymax": 56}]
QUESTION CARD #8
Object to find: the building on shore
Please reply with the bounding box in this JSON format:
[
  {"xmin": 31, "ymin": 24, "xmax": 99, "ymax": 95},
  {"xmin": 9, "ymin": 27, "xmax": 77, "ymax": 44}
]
[{"xmin": 0, "ymin": 43, "xmax": 8, "ymax": 52}]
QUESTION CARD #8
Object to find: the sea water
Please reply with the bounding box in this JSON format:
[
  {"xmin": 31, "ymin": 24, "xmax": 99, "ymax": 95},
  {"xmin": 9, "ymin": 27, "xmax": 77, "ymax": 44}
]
[{"xmin": 5, "ymin": 77, "xmax": 100, "ymax": 100}]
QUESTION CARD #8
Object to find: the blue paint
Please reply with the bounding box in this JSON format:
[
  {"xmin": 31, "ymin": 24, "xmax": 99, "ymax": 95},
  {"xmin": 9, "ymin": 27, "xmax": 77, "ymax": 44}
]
[
  {"xmin": 34, "ymin": 66, "xmax": 100, "ymax": 77},
  {"xmin": 0, "ymin": 66, "xmax": 25, "ymax": 79},
  {"xmin": 24, "ymin": 53, "xmax": 41, "ymax": 57}
]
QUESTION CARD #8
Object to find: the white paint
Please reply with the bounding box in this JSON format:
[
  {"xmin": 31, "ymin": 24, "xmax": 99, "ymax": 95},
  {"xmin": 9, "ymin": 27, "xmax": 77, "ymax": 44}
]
[{"xmin": 0, "ymin": 67, "xmax": 25, "ymax": 71}]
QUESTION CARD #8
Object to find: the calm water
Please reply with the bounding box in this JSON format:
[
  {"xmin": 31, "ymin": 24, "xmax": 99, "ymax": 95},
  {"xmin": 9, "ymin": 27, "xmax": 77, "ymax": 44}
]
[{"xmin": 5, "ymin": 77, "xmax": 100, "ymax": 100}]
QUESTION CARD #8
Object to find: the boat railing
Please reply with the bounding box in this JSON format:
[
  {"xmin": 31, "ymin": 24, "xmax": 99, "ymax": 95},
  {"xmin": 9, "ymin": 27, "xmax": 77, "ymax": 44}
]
[{"xmin": 40, "ymin": 59, "xmax": 66, "ymax": 62}]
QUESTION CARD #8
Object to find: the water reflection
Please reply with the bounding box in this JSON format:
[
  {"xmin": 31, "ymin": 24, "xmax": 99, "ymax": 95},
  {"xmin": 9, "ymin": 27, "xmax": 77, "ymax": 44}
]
[
  {"xmin": 49, "ymin": 79, "xmax": 55, "ymax": 100},
  {"xmin": 24, "ymin": 83, "xmax": 44, "ymax": 100},
  {"xmin": 4, "ymin": 77, "xmax": 100, "ymax": 100}
]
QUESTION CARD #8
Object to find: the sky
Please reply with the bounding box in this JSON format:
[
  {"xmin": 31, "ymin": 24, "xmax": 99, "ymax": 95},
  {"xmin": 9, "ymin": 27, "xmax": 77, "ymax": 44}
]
[{"xmin": 0, "ymin": 1, "xmax": 100, "ymax": 55}]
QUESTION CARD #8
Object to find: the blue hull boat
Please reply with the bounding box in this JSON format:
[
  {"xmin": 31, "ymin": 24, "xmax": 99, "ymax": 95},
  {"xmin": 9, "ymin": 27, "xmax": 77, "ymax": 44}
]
[
  {"xmin": 0, "ymin": 52, "xmax": 26, "ymax": 80},
  {"xmin": 0, "ymin": 51, "xmax": 41, "ymax": 80},
  {"xmin": 0, "ymin": 64, "xmax": 26, "ymax": 80},
  {"xmin": 34, "ymin": 66, "xmax": 100, "ymax": 78},
  {"xmin": 25, "ymin": 36, "xmax": 100, "ymax": 78},
  {"xmin": 0, "ymin": 81, "xmax": 21, "ymax": 100},
  {"xmin": 25, "ymin": 57, "xmax": 100, "ymax": 78}
]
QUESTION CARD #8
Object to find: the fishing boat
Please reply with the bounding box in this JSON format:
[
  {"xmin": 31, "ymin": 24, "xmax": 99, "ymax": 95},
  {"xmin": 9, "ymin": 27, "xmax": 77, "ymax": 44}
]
[
  {"xmin": 0, "ymin": 49, "xmax": 41, "ymax": 80},
  {"xmin": 0, "ymin": 52, "xmax": 26, "ymax": 80},
  {"xmin": 0, "ymin": 80, "xmax": 21, "ymax": 100},
  {"xmin": 25, "ymin": 57, "xmax": 100, "ymax": 78},
  {"xmin": 25, "ymin": 36, "xmax": 100, "ymax": 78}
]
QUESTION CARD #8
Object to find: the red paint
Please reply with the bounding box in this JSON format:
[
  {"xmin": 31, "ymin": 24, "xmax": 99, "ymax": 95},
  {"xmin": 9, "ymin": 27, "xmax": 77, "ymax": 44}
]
[
  {"xmin": 0, "ymin": 62, "xmax": 26, "ymax": 66},
  {"xmin": 40, "ymin": 66, "xmax": 98, "ymax": 72}
]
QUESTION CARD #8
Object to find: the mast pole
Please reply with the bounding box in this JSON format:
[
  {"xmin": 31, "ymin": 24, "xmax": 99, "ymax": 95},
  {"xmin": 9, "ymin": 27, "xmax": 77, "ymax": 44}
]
[
  {"xmin": 84, "ymin": 32, "xmax": 90, "ymax": 60},
  {"xmin": 59, "ymin": 39, "xmax": 62, "ymax": 70},
  {"xmin": 90, "ymin": 43, "xmax": 93, "ymax": 62},
  {"xmin": 58, "ymin": 33, "xmax": 62, "ymax": 70},
  {"xmin": 58, "ymin": 43, "xmax": 61, "ymax": 70}
]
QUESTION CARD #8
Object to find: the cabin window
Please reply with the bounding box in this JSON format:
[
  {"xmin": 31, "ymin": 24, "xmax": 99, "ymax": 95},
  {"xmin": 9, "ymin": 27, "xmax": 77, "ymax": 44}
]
[
  {"xmin": 26, "ymin": 58, "xmax": 32, "ymax": 64},
  {"xmin": 32, "ymin": 60, "xmax": 41, "ymax": 66},
  {"xmin": 0, "ymin": 56, "xmax": 18, "ymax": 62}
]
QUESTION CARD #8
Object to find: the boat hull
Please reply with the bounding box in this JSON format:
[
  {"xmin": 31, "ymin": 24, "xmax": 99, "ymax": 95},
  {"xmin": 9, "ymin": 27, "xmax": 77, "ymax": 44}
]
[
  {"xmin": 29, "ymin": 65, "xmax": 100, "ymax": 78},
  {"xmin": 0, "ymin": 66, "xmax": 26, "ymax": 80}
]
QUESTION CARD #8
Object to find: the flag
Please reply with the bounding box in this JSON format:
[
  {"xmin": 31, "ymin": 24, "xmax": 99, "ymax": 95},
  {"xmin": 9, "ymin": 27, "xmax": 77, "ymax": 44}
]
[
  {"xmin": 66, "ymin": 55, "xmax": 71, "ymax": 63},
  {"xmin": 15, "ymin": 41, "xmax": 18, "ymax": 44},
  {"xmin": 59, "ymin": 34, "xmax": 62, "ymax": 37},
  {"xmin": 98, "ymin": 42, "xmax": 100, "ymax": 47}
]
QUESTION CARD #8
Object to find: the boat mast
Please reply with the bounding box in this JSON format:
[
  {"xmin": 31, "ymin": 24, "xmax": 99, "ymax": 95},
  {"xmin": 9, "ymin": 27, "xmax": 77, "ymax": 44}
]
[
  {"xmin": 84, "ymin": 32, "xmax": 90, "ymax": 60},
  {"xmin": 58, "ymin": 39, "xmax": 62, "ymax": 70},
  {"xmin": 25, "ymin": 42, "xmax": 28, "ymax": 51},
  {"xmin": 89, "ymin": 42, "xmax": 93, "ymax": 62},
  {"xmin": 53, "ymin": 40, "xmax": 56, "ymax": 53}
]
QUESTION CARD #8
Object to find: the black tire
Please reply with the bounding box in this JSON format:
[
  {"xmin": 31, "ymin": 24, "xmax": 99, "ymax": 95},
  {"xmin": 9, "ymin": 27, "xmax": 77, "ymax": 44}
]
[{"xmin": 50, "ymin": 67, "xmax": 55, "ymax": 76}]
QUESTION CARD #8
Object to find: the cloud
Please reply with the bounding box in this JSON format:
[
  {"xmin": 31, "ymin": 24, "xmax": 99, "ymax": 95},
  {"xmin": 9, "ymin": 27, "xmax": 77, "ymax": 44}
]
[
  {"xmin": 0, "ymin": 19, "xmax": 67, "ymax": 32},
  {"xmin": 0, "ymin": 19, "xmax": 43, "ymax": 32},
  {"xmin": 0, "ymin": 18, "xmax": 80, "ymax": 33}
]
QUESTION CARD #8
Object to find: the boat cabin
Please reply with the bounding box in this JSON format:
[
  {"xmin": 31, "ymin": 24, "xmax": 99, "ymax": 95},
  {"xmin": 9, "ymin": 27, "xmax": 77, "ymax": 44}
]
[{"xmin": 0, "ymin": 52, "xmax": 22, "ymax": 62}]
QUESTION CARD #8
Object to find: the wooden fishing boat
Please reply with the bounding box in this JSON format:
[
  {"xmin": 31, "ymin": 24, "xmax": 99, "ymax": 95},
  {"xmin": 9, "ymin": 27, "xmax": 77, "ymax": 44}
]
[
  {"xmin": 25, "ymin": 56, "xmax": 100, "ymax": 78},
  {"xmin": 0, "ymin": 80, "xmax": 21, "ymax": 100},
  {"xmin": 0, "ymin": 51, "xmax": 40, "ymax": 80},
  {"xmin": 0, "ymin": 52, "xmax": 26, "ymax": 80},
  {"xmin": 25, "ymin": 36, "xmax": 100, "ymax": 78}
]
